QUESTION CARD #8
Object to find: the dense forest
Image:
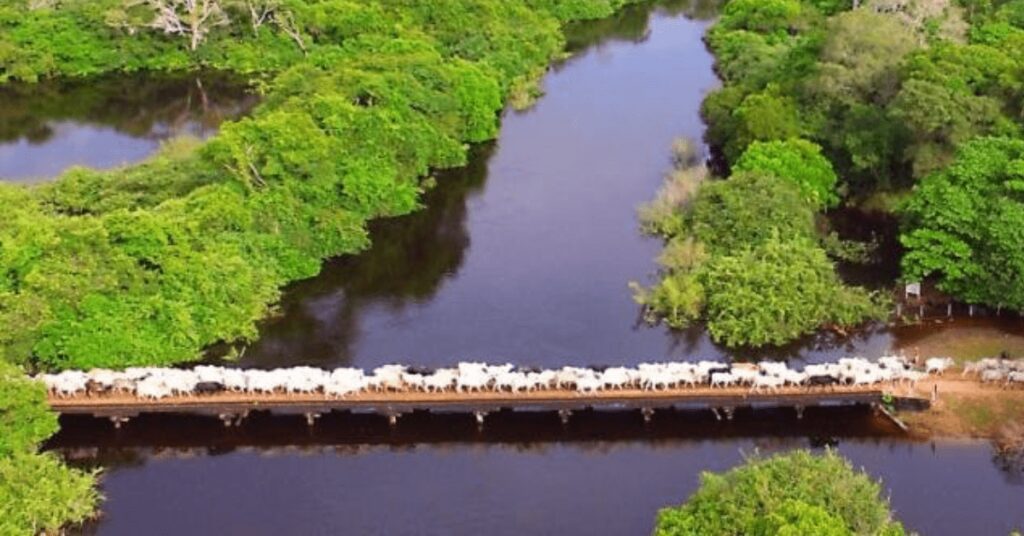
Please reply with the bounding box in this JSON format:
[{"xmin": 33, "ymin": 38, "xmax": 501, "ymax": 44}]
[
  {"xmin": 637, "ymin": 0, "xmax": 1024, "ymax": 345},
  {"xmin": 0, "ymin": 0, "xmax": 645, "ymax": 530},
  {"xmin": 0, "ymin": 0, "xmax": 649, "ymax": 371}
]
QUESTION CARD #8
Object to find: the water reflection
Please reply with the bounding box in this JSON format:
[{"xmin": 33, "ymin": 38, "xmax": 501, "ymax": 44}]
[
  {"xmin": 57, "ymin": 421, "xmax": 1023, "ymax": 536},
  {"xmin": 239, "ymin": 3, "xmax": 725, "ymax": 369},
  {"xmin": 0, "ymin": 72, "xmax": 257, "ymax": 181},
  {"xmin": 47, "ymin": 406, "xmax": 898, "ymax": 458},
  {"xmin": 236, "ymin": 143, "xmax": 495, "ymax": 367}
]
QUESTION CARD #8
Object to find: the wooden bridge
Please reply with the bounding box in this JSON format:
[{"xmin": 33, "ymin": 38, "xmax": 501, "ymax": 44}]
[{"xmin": 48, "ymin": 385, "xmax": 908, "ymax": 429}]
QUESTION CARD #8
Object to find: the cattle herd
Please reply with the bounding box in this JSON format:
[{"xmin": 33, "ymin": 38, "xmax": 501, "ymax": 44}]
[
  {"xmin": 963, "ymin": 357, "xmax": 1024, "ymax": 385},
  {"xmin": 35, "ymin": 354, "xmax": 1024, "ymax": 401}
]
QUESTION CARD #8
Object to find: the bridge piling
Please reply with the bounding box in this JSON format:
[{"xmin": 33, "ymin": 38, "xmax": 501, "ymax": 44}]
[
  {"xmin": 109, "ymin": 416, "xmax": 131, "ymax": 429},
  {"xmin": 218, "ymin": 411, "xmax": 248, "ymax": 428}
]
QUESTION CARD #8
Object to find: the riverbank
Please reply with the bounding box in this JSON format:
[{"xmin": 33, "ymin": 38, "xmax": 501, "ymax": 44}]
[{"xmin": 901, "ymin": 375, "xmax": 1024, "ymax": 443}]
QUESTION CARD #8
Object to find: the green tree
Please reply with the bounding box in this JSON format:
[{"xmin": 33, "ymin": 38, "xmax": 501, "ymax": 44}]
[
  {"xmin": 689, "ymin": 171, "xmax": 816, "ymax": 254},
  {"xmin": 733, "ymin": 138, "xmax": 840, "ymax": 208},
  {"xmin": 0, "ymin": 361, "xmax": 99, "ymax": 534},
  {"xmin": 654, "ymin": 450, "xmax": 906, "ymax": 536},
  {"xmin": 701, "ymin": 235, "xmax": 882, "ymax": 347},
  {"xmin": 901, "ymin": 136, "xmax": 1024, "ymax": 309},
  {"xmin": 727, "ymin": 91, "xmax": 804, "ymax": 162},
  {"xmin": 719, "ymin": 0, "xmax": 804, "ymax": 35},
  {"xmin": 814, "ymin": 9, "xmax": 919, "ymax": 106}
]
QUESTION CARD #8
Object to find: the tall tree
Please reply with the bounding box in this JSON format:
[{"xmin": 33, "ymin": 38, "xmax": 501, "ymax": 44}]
[{"xmin": 901, "ymin": 136, "xmax": 1024, "ymax": 309}]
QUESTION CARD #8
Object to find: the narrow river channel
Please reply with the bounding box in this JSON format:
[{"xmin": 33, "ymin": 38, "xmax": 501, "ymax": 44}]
[{"xmin": 49, "ymin": 3, "xmax": 1024, "ymax": 534}]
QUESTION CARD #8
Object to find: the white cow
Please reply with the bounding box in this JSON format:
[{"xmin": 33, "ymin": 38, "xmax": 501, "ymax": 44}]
[{"xmin": 925, "ymin": 357, "xmax": 955, "ymax": 375}]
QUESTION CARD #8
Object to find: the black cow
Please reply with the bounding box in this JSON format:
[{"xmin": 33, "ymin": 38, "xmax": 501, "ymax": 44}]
[{"xmin": 194, "ymin": 381, "xmax": 226, "ymax": 395}]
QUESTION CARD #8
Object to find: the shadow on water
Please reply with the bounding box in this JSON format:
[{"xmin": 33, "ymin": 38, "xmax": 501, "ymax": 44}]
[
  {"xmin": 0, "ymin": 71, "xmax": 257, "ymax": 181},
  {"xmin": 47, "ymin": 405, "xmax": 899, "ymax": 462},
  {"xmin": 560, "ymin": 0, "xmax": 721, "ymax": 56},
  {"xmin": 53, "ymin": 408, "xmax": 1024, "ymax": 536},
  {"xmin": 232, "ymin": 143, "xmax": 496, "ymax": 367},
  {"xmin": 234, "ymin": 1, "xmax": 733, "ymax": 369}
]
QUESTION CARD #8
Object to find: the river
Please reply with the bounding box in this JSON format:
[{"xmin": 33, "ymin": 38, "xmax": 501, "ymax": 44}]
[
  {"xmin": 0, "ymin": 71, "xmax": 256, "ymax": 182},
  {"xmin": 41, "ymin": 2, "xmax": 1024, "ymax": 534},
  {"xmin": 54, "ymin": 409, "xmax": 1023, "ymax": 535}
]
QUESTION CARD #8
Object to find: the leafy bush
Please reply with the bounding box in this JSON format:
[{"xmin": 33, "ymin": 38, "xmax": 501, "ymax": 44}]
[
  {"xmin": 702, "ymin": 235, "xmax": 884, "ymax": 346},
  {"xmin": 733, "ymin": 138, "xmax": 839, "ymax": 208},
  {"xmin": 654, "ymin": 450, "xmax": 906, "ymax": 536},
  {"xmin": 0, "ymin": 361, "xmax": 99, "ymax": 534},
  {"xmin": 901, "ymin": 136, "xmax": 1024, "ymax": 309},
  {"xmin": 635, "ymin": 157, "xmax": 882, "ymax": 346}
]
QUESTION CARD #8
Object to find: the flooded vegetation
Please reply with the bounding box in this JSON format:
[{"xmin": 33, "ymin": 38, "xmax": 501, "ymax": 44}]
[{"xmin": 0, "ymin": 72, "xmax": 257, "ymax": 181}]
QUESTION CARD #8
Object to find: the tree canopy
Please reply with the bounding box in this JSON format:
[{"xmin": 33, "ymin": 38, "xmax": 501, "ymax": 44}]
[
  {"xmin": 634, "ymin": 142, "xmax": 883, "ymax": 347},
  {"xmin": 732, "ymin": 138, "xmax": 839, "ymax": 208},
  {"xmin": 654, "ymin": 450, "xmax": 906, "ymax": 536},
  {"xmin": 901, "ymin": 136, "xmax": 1024, "ymax": 309},
  {"xmin": 0, "ymin": 0, "xmax": 647, "ymax": 370},
  {"xmin": 702, "ymin": 0, "xmax": 1024, "ymax": 313},
  {"xmin": 0, "ymin": 362, "xmax": 98, "ymax": 534},
  {"xmin": 702, "ymin": 235, "xmax": 881, "ymax": 346}
]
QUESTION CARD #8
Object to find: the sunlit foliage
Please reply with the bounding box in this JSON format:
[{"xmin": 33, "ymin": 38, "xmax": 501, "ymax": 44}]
[
  {"xmin": 634, "ymin": 140, "xmax": 883, "ymax": 347},
  {"xmin": 0, "ymin": 361, "xmax": 99, "ymax": 534},
  {"xmin": 901, "ymin": 137, "xmax": 1024, "ymax": 309},
  {"xmin": 704, "ymin": 0, "xmax": 1024, "ymax": 313},
  {"xmin": 654, "ymin": 450, "xmax": 906, "ymax": 536},
  {"xmin": 0, "ymin": 0, "xmax": 646, "ymax": 370}
]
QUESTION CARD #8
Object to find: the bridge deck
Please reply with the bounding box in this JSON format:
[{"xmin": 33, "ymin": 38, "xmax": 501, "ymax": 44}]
[{"xmin": 49, "ymin": 386, "xmax": 890, "ymax": 419}]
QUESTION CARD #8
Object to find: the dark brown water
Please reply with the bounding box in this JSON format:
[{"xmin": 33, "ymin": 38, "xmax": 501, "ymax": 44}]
[
  {"xmin": 0, "ymin": 72, "xmax": 256, "ymax": 181},
  {"xmin": 36, "ymin": 3, "xmax": 1024, "ymax": 534}
]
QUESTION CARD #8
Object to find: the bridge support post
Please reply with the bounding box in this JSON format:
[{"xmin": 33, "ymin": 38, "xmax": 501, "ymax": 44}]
[
  {"xmin": 109, "ymin": 416, "xmax": 131, "ymax": 429},
  {"xmin": 641, "ymin": 407, "xmax": 655, "ymax": 424},
  {"xmin": 219, "ymin": 411, "xmax": 248, "ymax": 428},
  {"xmin": 794, "ymin": 405, "xmax": 805, "ymax": 420},
  {"xmin": 558, "ymin": 409, "xmax": 572, "ymax": 425},
  {"xmin": 305, "ymin": 412, "xmax": 321, "ymax": 427}
]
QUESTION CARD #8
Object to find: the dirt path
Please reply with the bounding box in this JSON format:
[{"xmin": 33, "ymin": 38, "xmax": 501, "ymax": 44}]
[{"xmin": 902, "ymin": 375, "xmax": 1024, "ymax": 441}]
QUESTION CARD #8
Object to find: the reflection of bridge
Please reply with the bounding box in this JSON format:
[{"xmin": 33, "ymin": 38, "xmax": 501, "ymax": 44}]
[{"xmin": 48, "ymin": 387, "xmax": 909, "ymax": 429}]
